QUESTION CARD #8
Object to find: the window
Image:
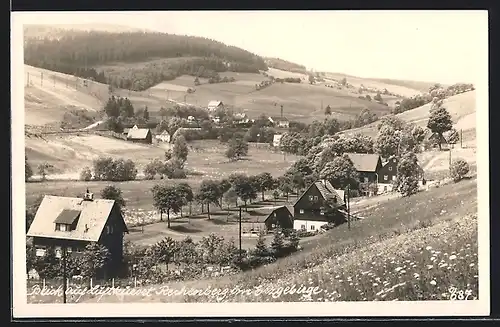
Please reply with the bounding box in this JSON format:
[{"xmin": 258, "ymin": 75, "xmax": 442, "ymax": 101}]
[
  {"xmin": 106, "ymin": 225, "xmax": 114, "ymax": 235},
  {"xmin": 55, "ymin": 223, "xmax": 68, "ymax": 232},
  {"xmin": 35, "ymin": 247, "xmax": 46, "ymax": 257},
  {"xmin": 309, "ymin": 195, "xmax": 314, "ymax": 201},
  {"xmin": 364, "ymin": 177, "xmax": 369, "ymax": 183},
  {"xmin": 55, "ymin": 246, "xmax": 62, "ymax": 258},
  {"xmin": 384, "ymin": 175, "xmax": 388, "ymax": 181},
  {"xmin": 388, "ymin": 167, "xmax": 393, "ymax": 171},
  {"xmin": 67, "ymin": 247, "xmax": 72, "ymax": 253},
  {"xmin": 301, "ymin": 224, "xmax": 306, "ymax": 230},
  {"xmin": 392, "ymin": 176, "xmax": 396, "ymax": 181},
  {"xmin": 311, "ymin": 225, "xmax": 315, "ymax": 231},
  {"xmin": 313, "ymin": 196, "xmax": 319, "ymax": 201},
  {"xmin": 299, "ymin": 209, "xmax": 304, "ymax": 214},
  {"xmin": 320, "ymin": 211, "xmax": 324, "ymax": 215},
  {"xmin": 384, "ymin": 186, "xmax": 388, "ymax": 192}
]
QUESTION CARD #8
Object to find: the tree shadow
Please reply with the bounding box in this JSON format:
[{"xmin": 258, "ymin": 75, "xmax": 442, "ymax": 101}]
[{"xmin": 170, "ymin": 225, "xmax": 202, "ymax": 233}]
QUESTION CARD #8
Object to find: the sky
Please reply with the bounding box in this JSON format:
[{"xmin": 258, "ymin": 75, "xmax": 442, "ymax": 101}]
[{"xmin": 16, "ymin": 11, "xmax": 488, "ymax": 84}]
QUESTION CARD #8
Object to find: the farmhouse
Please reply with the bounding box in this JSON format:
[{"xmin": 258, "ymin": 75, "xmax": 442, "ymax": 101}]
[
  {"xmin": 346, "ymin": 153, "xmax": 383, "ymax": 184},
  {"xmin": 208, "ymin": 100, "xmax": 224, "ymax": 112},
  {"xmin": 233, "ymin": 112, "xmax": 250, "ymax": 124},
  {"xmin": 268, "ymin": 116, "xmax": 290, "ymax": 129},
  {"xmin": 26, "ymin": 190, "xmax": 129, "ymax": 277},
  {"xmin": 273, "ymin": 134, "xmax": 283, "ymax": 147},
  {"xmin": 425, "ymin": 132, "xmax": 449, "ymax": 150},
  {"xmin": 293, "ymin": 180, "xmax": 347, "ymax": 231},
  {"xmin": 263, "ymin": 205, "xmax": 294, "ymax": 231},
  {"xmin": 376, "ymin": 156, "xmax": 398, "ymax": 193},
  {"xmin": 156, "ymin": 130, "xmax": 171, "ymax": 143},
  {"xmin": 127, "ymin": 125, "xmax": 152, "ymax": 144}
]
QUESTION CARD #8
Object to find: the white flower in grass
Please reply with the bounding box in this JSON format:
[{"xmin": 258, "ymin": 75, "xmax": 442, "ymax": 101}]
[
  {"xmin": 449, "ymin": 255, "xmax": 457, "ymax": 260},
  {"xmin": 469, "ymin": 263, "xmax": 475, "ymax": 267},
  {"xmin": 430, "ymin": 280, "xmax": 437, "ymax": 286},
  {"xmin": 373, "ymin": 283, "xmax": 379, "ymax": 287},
  {"xmin": 426, "ymin": 246, "xmax": 432, "ymax": 251},
  {"xmin": 413, "ymin": 273, "xmax": 420, "ymax": 279},
  {"xmin": 395, "ymin": 267, "xmax": 403, "ymax": 272}
]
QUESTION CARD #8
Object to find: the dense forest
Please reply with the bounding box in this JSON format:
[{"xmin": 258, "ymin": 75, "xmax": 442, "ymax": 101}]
[
  {"xmin": 265, "ymin": 57, "xmax": 307, "ymax": 74},
  {"xmin": 24, "ymin": 30, "xmax": 269, "ymax": 91}
]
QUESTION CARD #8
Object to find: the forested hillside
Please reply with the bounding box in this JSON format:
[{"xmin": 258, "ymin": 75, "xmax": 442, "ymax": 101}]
[
  {"xmin": 24, "ymin": 30, "xmax": 268, "ymax": 91},
  {"xmin": 265, "ymin": 57, "xmax": 307, "ymax": 74}
]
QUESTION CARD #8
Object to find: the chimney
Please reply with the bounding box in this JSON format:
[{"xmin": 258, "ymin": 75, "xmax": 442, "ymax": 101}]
[{"xmin": 83, "ymin": 188, "xmax": 94, "ymax": 201}]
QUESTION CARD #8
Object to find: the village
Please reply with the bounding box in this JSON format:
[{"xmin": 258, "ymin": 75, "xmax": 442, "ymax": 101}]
[{"xmin": 20, "ymin": 18, "xmax": 480, "ymax": 305}]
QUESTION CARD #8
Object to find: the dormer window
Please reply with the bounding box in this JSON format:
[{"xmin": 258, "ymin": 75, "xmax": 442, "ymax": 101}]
[
  {"xmin": 55, "ymin": 223, "xmax": 69, "ymax": 231},
  {"xmin": 106, "ymin": 225, "xmax": 114, "ymax": 235},
  {"xmin": 54, "ymin": 209, "xmax": 81, "ymax": 232}
]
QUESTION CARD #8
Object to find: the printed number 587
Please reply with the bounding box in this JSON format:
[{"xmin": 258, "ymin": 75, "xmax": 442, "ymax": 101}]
[{"xmin": 449, "ymin": 287, "xmax": 472, "ymax": 300}]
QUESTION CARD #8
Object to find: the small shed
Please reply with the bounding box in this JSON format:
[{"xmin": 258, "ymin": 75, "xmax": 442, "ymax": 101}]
[{"xmin": 127, "ymin": 128, "xmax": 152, "ymax": 144}]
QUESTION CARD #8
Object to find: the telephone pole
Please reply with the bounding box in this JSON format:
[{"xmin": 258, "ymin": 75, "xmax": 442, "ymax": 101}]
[
  {"xmin": 41, "ymin": 72, "xmax": 43, "ymax": 87},
  {"xmin": 460, "ymin": 129, "xmax": 463, "ymax": 148},
  {"xmin": 346, "ymin": 185, "xmax": 351, "ymax": 230},
  {"xmin": 238, "ymin": 206, "xmax": 242, "ymax": 262},
  {"xmin": 62, "ymin": 247, "xmax": 67, "ymax": 303},
  {"xmin": 26, "ymin": 72, "xmax": 30, "ymax": 87}
]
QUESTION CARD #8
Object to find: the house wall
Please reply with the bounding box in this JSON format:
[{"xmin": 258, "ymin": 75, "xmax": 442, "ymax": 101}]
[
  {"xmin": 98, "ymin": 205, "xmax": 127, "ymax": 276},
  {"xmin": 377, "ymin": 158, "xmax": 398, "ymax": 184},
  {"xmin": 294, "ymin": 184, "xmax": 328, "ymax": 220},
  {"xmin": 377, "ymin": 183, "xmax": 394, "ymax": 194},
  {"xmin": 265, "ymin": 207, "xmax": 293, "ymax": 230},
  {"xmin": 293, "ymin": 219, "xmax": 325, "ymax": 232},
  {"xmin": 32, "ymin": 237, "xmax": 90, "ymax": 256}
]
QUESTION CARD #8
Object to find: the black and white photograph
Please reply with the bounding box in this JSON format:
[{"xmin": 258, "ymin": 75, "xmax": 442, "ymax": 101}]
[{"xmin": 11, "ymin": 10, "xmax": 489, "ymax": 317}]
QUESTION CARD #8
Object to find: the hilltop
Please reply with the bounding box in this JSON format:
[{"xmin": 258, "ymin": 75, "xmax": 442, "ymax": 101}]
[
  {"xmin": 341, "ymin": 90, "xmax": 476, "ymax": 140},
  {"xmin": 23, "ymin": 24, "xmax": 149, "ymax": 40}
]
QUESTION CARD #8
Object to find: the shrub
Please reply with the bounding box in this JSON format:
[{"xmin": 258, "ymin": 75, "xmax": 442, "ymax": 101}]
[
  {"xmin": 79, "ymin": 167, "xmax": 93, "ymax": 181},
  {"xmin": 170, "ymin": 168, "xmax": 187, "ymax": 179},
  {"xmin": 450, "ymin": 158, "xmax": 470, "ymax": 182}
]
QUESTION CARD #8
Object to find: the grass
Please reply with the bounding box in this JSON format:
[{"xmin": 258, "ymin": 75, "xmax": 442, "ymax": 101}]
[
  {"xmin": 342, "ymin": 90, "xmax": 476, "ymax": 139},
  {"xmin": 26, "ymin": 177, "xmax": 475, "ymax": 303}
]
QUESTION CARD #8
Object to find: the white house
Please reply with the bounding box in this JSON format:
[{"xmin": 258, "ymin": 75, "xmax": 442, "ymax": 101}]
[
  {"xmin": 208, "ymin": 100, "xmax": 224, "ymax": 112},
  {"xmin": 233, "ymin": 112, "xmax": 250, "ymax": 124},
  {"xmin": 156, "ymin": 130, "xmax": 171, "ymax": 143},
  {"xmin": 268, "ymin": 116, "xmax": 289, "ymax": 129},
  {"xmin": 273, "ymin": 134, "xmax": 283, "ymax": 147}
]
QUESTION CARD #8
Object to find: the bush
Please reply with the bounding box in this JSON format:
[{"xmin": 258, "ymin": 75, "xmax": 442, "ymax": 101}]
[
  {"xmin": 450, "ymin": 158, "xmax": 470, "ymax": 182},
  {"xmin": 79, "ymin": 167, "xmax": 93, "ymax": 181},
  {"xmin": 170, "ymin": 168, "xmax": 187, "ymax": 179},
  {"xmin": 92, "ymin": 157, "xmax": 137, "ymax": 181}
]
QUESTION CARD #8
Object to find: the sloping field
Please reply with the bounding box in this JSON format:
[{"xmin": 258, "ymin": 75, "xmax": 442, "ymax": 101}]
[
  {"xmin": 368, "ymin": 78, "xmax": 442, "ymax": 94},
  {"xmin": 69, "ymin": 178, "xmax": 477, "ymax": 303},
  {"xmin": 266, "ymin": 67, "xmax": 309, "ymax": 80},
  {"xmin": 342, "ymin": 90, "xmax": 476, "ymax": 139},
  {"xmin": 25, "ymin": 134, "xmax": 166, "ymax": 174},
  {"xmin": 24, "ymin": 65, "xmax": 107, "ymax": 125},
  {"xmin": 324, "ymin": 72, "xmax": 428, "ymax": 98}
]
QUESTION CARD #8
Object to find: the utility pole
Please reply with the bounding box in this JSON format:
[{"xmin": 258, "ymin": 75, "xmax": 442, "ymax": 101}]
[
  {"xmin": 347, "ymin": 185, "xmax": 351, "ymax": 230},
  {"xmin": 280, "ymin": 105, "xmax": 284, "ymax": 118},
  {"xmin": 27, "ymin": 72, "xmax": 30, "ymax": 87},
  {"xmin": 62, "ymin": 247, "xmax": 67, "ymax": 303},
  {"xmin": 238, "ymin": 206, "xmax": 242, "ymax": 262},
  {"xmin": 460, "ymin": 129, "xmax": 463, "ymax": 148},
  {"xmin": 41, "ymin": 72, "xmax": 43, "ymax": 87},
  {"xmin": 449, "ymin": 148, "xmax": 452, "ymax": 168}
]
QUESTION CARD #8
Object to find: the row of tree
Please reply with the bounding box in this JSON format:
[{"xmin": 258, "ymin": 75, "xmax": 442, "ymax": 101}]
[{"xmin": 25, "ymin": 31, "xmax": 268, "ymax": 91}]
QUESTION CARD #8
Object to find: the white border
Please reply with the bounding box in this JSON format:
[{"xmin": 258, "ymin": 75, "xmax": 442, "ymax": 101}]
[{"xmin": 11, "ymin": 11, "xmax": 490, "ymax": 318}]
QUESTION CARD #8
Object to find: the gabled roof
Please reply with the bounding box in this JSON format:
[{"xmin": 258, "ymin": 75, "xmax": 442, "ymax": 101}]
[
  {"xmin": 27, "ymin": 195, "xmax": 126, "ymax": 242},
  {"xmin": 262, "ymin": 205, "xmax": 294, "ymax": 222},
  {"xmin": 208, "ymin": 100, "xmax": 223, "ymax": 108},
  {"xmin": 127, "ymin": 128, "xmax": 151, "ymax": 139},
  {"xmin": 346, "ymin": 153, "xmax": 381, "ymax": 172},
  {"xmin": 269, "ymin": 116, "xmax": 289, "ymax": 122},
  {"xmin": 294, "ymin": 180, "xmax": 345, "ymax": 208}
]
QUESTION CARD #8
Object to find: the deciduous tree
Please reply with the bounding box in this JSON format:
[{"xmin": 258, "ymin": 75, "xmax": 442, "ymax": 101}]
[{"xmin": 427, "ymin": 106, "xmax": 453, "ymax": 150}]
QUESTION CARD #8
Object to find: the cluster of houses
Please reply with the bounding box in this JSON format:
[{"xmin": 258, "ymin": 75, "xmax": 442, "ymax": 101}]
[{"xmin": 26, "ymin": 150, "xmax": 424, "ymax": 278}]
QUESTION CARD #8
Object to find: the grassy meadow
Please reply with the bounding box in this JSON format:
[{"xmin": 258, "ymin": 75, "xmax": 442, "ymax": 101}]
[{"xmin": 26, "ymin": 177, "xmax": 476, "ymax": 303}]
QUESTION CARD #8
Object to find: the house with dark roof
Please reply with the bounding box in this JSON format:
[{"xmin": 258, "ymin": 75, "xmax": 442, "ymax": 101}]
[
  {"xmin": 376, "ymin": 156, "xmax": 398, "ymax": 193},
  {"xmin": 293, "ymin": 180, "xmax": 347, "ymax": 231},
  {"xmin": 263, "ymin": 205, "xmax": 294, "ymax": 231},
  {"xmin": 346, "ymin": 153, "xmax": 383, "ymax": 184},
  {"xmin": 126, "ymin": 125, "xmax": 152, "ymax": 144},
  {"xmin": 26, "ymin": 190, "xmax": 129, "ymax": 277}
]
